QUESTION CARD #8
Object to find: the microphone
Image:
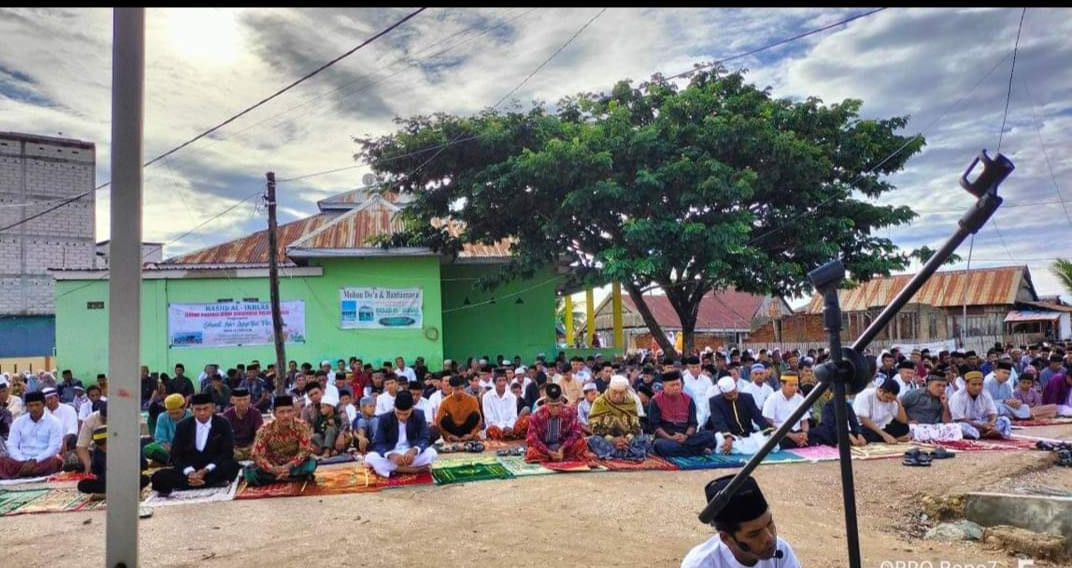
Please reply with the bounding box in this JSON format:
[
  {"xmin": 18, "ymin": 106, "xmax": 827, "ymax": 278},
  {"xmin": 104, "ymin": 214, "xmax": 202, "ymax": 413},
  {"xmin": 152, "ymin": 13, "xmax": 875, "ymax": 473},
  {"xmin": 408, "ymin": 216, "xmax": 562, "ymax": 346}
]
[
  {"xmin": 736, "ymin": 540, "xmax": 783, "ymax": 559},
  {"xmin": 774, "ymin": 550, "xmax": 785, "ymax": 559}
]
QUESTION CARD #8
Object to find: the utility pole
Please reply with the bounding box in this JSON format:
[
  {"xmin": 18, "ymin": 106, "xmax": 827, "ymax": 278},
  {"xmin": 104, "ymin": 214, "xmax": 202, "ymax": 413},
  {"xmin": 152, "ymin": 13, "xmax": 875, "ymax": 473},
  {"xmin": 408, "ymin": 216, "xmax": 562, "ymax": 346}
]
[
  {"xmin": 266, "ymin": 172, "xmax": 287, "ymax": 395},
  {"xmin": 106, "ymin": 7, "xmax": 144, "ymax": 568}
]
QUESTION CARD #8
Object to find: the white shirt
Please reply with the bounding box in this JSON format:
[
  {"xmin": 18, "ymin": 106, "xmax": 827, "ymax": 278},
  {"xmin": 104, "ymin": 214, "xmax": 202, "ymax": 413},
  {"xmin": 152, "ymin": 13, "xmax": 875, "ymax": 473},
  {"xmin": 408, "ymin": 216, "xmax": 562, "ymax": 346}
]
[
  {"xmin": 428, "ymin": 390, "xmax": 445, "ymax": 422},
  {"xmin": 78, "ymin": 397, "xmax": 106, "ymax": 421},
  {"xmin": 414, "ymin": 397, "xmax": 434, "ymax": 425},
  {"xmin": 7, "ymin": 412, "xmax": 64, "ymax": 461},
  {"xmin": 482, "ymin": 389, "xmax": 518, "ymax": 429},
  {"xmin": 681, "ymin": 535, "xmax": 800, "ymax": 568},
  {"xmin": 375, "ymin": 392, "xmax": 397, "ymax": 416},
  {"xmin": 397, "ymin": 366, "xmax": 417, "ymax": 384},
  {"xmin": 762, "ymin": 391, "xmax": 809, "ymax": 432},
  {"xmin": 949, "ymin": 388, "xmax": 997, "ymax": 423},
  {"xmin": 47, "ymin": 402, "xmax": 79, "ymax": 436},
  {"xmin": 574, "ymin": 368, "xmax": 592, "ymax": 382},
  {"xmin": 183, "ymin": 418, "xmax": 218, "ymax": 475},
  {"xmin": 742, "ymin": 382, "xmax": 773, "ymax": 411},
  {"xmin": 893, "ymin": 376, "xmax": 921, "ymax": 399},
  {"xmin": 391, "ymin": 417, "xmax": 411, "ymax": 453},
  {"xmin": 684, "ymin": 372, "xmax": 715, "ymax": 428},
  {"xmin": 2, "ymin": 395, "xmax": 25, "ymax": 419},
  {"xmin": 342, "ymin": 403, "xmax": 358, "ymax": 425},
  {"xmin": 852, "ymin": 387, "xmax": 899, "ymax": 429}
]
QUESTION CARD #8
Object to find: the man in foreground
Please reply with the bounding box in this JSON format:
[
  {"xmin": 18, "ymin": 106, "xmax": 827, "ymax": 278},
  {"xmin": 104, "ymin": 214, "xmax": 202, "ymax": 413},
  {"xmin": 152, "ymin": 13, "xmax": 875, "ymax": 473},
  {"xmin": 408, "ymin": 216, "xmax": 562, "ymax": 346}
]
[
  {"xmin": 150, "ymin": 393, "xmax": 240, "ymax": 495},
  {"xmin": 244, "ymin": 395, "xmax": 317, "ymax": 486},
  {"xmin": 0, "ymin": 392, "xmax": 64, "ymax": 479},
  {"xmin": 366, "ymin": 391, "xmax": 437, "ymax": 477},
  {"xmin": 682, "ymin": 473, "xmax": 801, "ymax": 567}
]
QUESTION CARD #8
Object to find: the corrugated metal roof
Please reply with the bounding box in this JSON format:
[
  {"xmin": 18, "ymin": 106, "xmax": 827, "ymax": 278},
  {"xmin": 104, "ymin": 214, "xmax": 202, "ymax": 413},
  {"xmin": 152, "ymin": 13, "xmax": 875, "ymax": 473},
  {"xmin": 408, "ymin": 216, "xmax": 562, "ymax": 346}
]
[
  {"xmin": 165, "ymin": 189, "xmax": 512, "ymax": 265},
  {"xmin": 804, "ymin": 266, "xmax": 1032, "ymax": 313},
  {"xmin": 614, "ymin": 289, "xmax": 767, "ymax": 331},
  {"xmin": 1004, "ymin": 310, "xmax": 1060, "ymax": 323}
]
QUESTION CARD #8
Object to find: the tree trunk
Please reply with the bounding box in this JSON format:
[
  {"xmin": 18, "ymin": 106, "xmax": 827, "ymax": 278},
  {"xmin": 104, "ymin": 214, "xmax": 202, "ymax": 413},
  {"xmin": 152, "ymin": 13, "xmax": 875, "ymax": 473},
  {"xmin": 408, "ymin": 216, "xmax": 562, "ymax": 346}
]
[
  {"xmin": 625, "ymin": 283, "xmax": 677, "ymax": 359},
  {"xmin": 680, "ymin": 310, "xmax": 698, "ymax": 356}
]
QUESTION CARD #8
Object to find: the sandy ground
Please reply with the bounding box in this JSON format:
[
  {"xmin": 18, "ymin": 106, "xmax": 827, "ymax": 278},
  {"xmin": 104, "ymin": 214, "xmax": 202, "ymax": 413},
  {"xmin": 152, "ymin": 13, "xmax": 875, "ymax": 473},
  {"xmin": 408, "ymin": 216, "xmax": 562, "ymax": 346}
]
[{"xmin": 3, "ymin": 425, "xmax": 1071, "ymax": 568}]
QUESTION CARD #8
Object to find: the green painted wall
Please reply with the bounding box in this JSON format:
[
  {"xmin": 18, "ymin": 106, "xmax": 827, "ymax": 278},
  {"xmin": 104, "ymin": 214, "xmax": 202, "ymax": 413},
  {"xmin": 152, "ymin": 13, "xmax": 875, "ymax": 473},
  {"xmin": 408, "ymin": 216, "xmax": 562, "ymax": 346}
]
[
  {"xmin": 55, "ymin": 256, "xmax": 444, "ymax": 380},
  {"xmin": 440, "ymin": 264, "xmax": 558, "ymax": 364}
]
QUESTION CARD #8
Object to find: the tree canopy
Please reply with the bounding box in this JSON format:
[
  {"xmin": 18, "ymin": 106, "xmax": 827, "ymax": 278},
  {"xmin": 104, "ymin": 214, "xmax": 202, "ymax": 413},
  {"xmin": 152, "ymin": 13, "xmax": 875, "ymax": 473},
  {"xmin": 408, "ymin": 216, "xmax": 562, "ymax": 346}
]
[{"xmin": 357, "ymin": 68, "xmax": 926, "ymax": 356}]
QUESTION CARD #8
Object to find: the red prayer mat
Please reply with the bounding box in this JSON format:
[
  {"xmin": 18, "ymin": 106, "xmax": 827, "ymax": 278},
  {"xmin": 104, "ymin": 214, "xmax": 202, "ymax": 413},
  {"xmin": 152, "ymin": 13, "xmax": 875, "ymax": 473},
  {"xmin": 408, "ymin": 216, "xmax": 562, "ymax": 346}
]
[
  {"xmin": 379, "ymin": 470, "xmax": 434, "ymax": 488},
  {"xmin": 936, "ymin": 438, "xmax": 1037, "ymax": 452},
  {"xmin": 300, "ymin": 467, "xmax": 381, "ymax": 496},
  {"xmin": 598, "ymin": 456, "xmax": 679, "ymax": 472},
  {"xmin": 46, "ymin": 472, "xmax": 97, "ymax": 483},
  {"xmin": 1011, "ymin": 418, "xmax": 1072, "ymax": 427},
  {"xmin": 541, "ymin": 460, "xmax": 602, "ymax": 472},
  {"xmin": 234, "ymin": 481, "xmax": 304, "ymax": 500}
]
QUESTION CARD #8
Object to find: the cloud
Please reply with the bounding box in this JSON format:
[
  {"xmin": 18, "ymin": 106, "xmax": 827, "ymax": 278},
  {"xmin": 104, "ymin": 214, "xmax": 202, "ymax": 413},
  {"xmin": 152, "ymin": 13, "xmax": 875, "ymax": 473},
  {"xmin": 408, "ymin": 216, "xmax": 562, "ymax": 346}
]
[{"xmin": 2, "ymin": 7, "xmax": 1071, "ymax": 299}]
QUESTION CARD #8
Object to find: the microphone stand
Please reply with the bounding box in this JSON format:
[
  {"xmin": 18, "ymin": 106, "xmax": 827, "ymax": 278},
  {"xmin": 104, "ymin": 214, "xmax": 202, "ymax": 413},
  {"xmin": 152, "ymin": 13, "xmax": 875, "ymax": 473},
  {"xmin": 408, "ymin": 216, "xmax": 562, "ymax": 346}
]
[{"xmin": 697, "ymin": 150, "xmax": 1015, "ymax": 568}]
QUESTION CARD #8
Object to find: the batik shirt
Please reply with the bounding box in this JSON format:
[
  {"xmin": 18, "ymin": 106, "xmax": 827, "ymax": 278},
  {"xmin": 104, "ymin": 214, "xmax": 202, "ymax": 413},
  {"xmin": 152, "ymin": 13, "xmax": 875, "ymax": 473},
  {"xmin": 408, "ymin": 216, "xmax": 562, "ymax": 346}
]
[
  {"xmin": 525, "ymin": 404, "xmax": 582, "ymax": 455},
  {"xmin": 251, "ymin": 418, "xmax": 314, "ymax": 470}
]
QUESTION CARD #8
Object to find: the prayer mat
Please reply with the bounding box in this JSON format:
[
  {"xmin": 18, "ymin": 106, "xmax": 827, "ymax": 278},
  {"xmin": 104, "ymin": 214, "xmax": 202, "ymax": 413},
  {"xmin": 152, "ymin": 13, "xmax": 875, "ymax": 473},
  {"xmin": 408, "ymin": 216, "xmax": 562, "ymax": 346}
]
[
  {"xmin": 142, "ymin": 474, "xmax": 240, "ymax": 508},
  {"xmin": 0, "ymin": 488, "xmax": 49, "ymax": 515},
  {"xmin": 540, "ymin": 460, "xmax": 606, "ymax": 473},
  {"xmin": 379, "ymin": 470, "xmax": 434, "ymax": 489},
  {"xmin": 936, "ymin": 438, "xmax": 1036, "ymax": 452},
  {"xmin": 0, "ymin": 476, "xmax": 48, "ymax": 487},
  {"xmin": 300, "ymin": 466, "xmax": 381, "ymax": 496},
  {"xmin": 667, "ymin": 454, "xmax": 745, "ymax": 470},
  {"xmin": 785, "ymin": 445, "xmax": 842, "ymax": 462},
  {"xmin": 598, "ymin": 456, "xmax": 679, "ymax": 472},
  {"xmin": 431, "ymin": 462, "xmax": 514, "ymax": 485},
  {"xmin": 1011, "ymin": 418, "xmax": 1072, "ymax": 428},
  {"xmin": 496, "ymin": 456, "xmax": 557, "ymax": 477},
  {"xmin": 482, "ymin": 439, "xmax": 526, "ymax": 451},
  {"xmin": 47, "ymin": 471, "xmax": 97, "ymax": 483},
  {"xmin": 234, "ymin": 480, "xmax": 303, "ymax": 500},
  {"xmin": 6, "ymin": 488, "xmax": 93, "ymax": 515},
  {"xmin": 433, "ymin": 453, "xmax": 500, "ymax": 468},
  {"xmin": 78, "ymin": 496, "xmax": 107, "ymax": 512},
  {"xmin": 850, "ymin": 442, "xmax": 935, "ymax": 460}
]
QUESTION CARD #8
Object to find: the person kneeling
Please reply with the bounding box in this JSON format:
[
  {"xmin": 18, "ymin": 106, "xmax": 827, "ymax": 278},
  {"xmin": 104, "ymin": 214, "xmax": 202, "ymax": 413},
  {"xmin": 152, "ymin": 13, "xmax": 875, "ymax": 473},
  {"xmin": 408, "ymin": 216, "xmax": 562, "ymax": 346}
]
[
  {"xmin": 525, "ymin": 383, "xmax": 589, "ymax": 463},
  {"xmin": 243, "ymin": 395, "xmax": 317, "ymax": 486},
  {"xmin": 151, "ymin": 394, "xmax": 240, "ymax": 495},
  {"xmin": 366, "ymin": 391, "xmax": 437, "ymax": 477}
]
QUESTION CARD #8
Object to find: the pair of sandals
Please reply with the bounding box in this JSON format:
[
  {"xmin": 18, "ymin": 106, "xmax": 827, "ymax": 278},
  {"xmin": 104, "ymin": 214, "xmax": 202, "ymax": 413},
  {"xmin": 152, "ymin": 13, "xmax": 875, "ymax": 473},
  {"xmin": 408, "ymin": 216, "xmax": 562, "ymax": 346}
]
[
  {"xmin": 495, "ymin": 446, "xmax": 525, "ymax": 457},
  {"xmin": 436, "ymin": 440, "xmax": 485, "ymax": 454},
  {"xmin": 1035, "ymin": 440, "xmax": 1072, "ymax": 452},
  {"xmin": 903, "ymin": 447, "xmax": 954, "ymax": 467}
]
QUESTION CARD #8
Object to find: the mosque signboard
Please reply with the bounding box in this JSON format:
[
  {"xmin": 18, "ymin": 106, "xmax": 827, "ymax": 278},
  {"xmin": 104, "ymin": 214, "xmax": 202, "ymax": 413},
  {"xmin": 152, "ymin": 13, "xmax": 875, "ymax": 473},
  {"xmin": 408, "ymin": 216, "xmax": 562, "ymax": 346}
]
[
  {"xmin": 167, "ymin": 300, "xmax": 307, "ymax": 348},
  {"xmin": 340, "ymin": 287, "xmax": 423, "ymax": 329}
]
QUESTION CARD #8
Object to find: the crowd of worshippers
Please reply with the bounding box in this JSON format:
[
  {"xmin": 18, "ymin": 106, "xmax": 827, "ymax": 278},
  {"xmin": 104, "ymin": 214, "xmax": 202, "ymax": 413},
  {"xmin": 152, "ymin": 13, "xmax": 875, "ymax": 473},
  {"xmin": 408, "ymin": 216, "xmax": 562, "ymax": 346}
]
[{"xmin": 1, "ymin": 342, "xmax": 1071, "ymax": 490}]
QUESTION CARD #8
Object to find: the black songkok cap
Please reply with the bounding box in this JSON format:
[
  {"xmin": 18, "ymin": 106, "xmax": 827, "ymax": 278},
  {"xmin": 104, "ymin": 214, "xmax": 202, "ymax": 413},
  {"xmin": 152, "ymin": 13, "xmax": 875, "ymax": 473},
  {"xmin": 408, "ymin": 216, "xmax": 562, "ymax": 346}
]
[
  {"xmin": 897, "ymin": 360, "xmax": 915, "ymax": 370},
  {"xmin": 545, "ymin": 383, "xmax": 563, "ymax": 402},
  {"xmin": 449, "ymin": 375, "xmax": 465, "ymax": 387},
  {"xmin": 394, "ymin": 390, "xmax": 414, "ymax": 410},
  {"xmin": 191, "ymin": 393, "xmax": 214, "ymax": 406},
  {"xmin": 231, "ymin": 388, "xmax": 250, "ymax": 397},
  {"xmin": 703, "ymin": 474, "xmax": 769, "ymax": 526},
  {"xmin": 274, "ymin": 395, "xmax": 294, "ymax": 408},
  {"xmin": 25, "ymin": 391, "xmax": 45, "ymax": 403},
  {"xmin": 995, "ymin": 361, "xmax": 1013, "ymax": 371}
]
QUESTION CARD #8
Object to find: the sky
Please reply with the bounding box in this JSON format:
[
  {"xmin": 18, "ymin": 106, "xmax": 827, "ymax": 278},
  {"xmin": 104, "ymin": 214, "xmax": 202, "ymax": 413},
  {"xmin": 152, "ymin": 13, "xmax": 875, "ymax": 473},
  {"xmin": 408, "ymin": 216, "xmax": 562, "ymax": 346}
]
[{"xmin": 2, "ymin": 7, "xmax": 1070, "ymax": 306}]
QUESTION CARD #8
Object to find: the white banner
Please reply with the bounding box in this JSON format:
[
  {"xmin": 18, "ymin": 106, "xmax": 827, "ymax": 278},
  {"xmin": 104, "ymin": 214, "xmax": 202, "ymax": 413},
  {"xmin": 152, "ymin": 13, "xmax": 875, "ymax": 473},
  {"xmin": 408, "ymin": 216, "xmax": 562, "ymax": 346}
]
[
  {"xmin": 891, "ymin": 339, "xmax": 957, "ymax": 353},
  {"xmin": 340, "ymin": 287, "xmax": 423, "ymax": 329},
  {"xmin": 168, "ymin": 301, "xmax": 306, "ymax": 348}
]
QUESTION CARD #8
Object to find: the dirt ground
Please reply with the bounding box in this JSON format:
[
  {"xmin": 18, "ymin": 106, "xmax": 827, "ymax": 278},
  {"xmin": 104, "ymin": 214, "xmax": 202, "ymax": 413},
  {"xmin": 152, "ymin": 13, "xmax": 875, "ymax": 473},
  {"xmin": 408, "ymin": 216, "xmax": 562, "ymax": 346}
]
[{"xmin": 3, "ymin": 425, "xmax": 1071, "ymax": 568}]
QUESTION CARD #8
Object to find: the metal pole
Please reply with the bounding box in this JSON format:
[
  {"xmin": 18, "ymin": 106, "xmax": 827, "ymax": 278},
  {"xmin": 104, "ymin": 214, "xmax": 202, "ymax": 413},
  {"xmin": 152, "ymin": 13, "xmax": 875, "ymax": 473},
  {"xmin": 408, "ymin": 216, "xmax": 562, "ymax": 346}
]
[
  {"xmin": 266, "ymin": 172, "xmax": 287, "ymax": 395},
  {"xmin": 106, "ymin": 7, "xmax": 144, "ymax": 568}
]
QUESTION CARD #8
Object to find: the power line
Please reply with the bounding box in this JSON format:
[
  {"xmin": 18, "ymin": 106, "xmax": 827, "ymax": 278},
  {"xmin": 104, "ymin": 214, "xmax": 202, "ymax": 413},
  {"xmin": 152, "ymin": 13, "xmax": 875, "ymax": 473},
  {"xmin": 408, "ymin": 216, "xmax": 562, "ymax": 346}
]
[
  {"xmin": 1019, "ymin": 81, "xmax": 1072, "ymax": 226},
  {"xmin": 997, "ymin": 7, "xmax": 1026, "ymax": 153},
  {"xmin": 0, "ymin": 8, "xmax": 427, "ymax": 235},
  {"xmin": 663, "ymin": 8, "xmax": 887, "ymax": 81}
]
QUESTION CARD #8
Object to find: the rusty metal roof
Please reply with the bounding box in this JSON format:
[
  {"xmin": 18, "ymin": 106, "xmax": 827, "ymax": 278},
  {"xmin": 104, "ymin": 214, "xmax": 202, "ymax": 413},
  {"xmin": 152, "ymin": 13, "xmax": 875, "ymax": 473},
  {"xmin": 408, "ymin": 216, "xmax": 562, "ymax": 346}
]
[
  {"xmin": 804, "ymin": 265, "xmax": 1034, "ymax": 313},
  {"xmin": 165, "ymin": 189, "xmax": 512, "ymax": 265}
]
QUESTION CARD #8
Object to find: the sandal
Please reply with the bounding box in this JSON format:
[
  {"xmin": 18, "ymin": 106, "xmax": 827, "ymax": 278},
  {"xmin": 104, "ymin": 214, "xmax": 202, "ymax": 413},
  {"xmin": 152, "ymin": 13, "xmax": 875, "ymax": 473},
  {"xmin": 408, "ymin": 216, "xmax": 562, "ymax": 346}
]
[
  {"xmin": 1057, "ymin": 450, "xmax": 1072, "ymax": 467},
  {"xmin": 902, "ymin": 454, "xmax": 930, "ymax": 467},
  {"xmin": 465, "ymin": 441, "xmax": 485, "ymax": 453}
]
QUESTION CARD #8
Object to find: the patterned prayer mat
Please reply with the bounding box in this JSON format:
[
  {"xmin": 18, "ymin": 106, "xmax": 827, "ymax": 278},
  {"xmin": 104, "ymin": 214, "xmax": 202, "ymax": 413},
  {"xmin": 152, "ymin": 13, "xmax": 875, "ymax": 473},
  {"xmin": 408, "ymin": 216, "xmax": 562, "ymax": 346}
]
[
  {"xmin": 482, "ymin": 439, "xmax": 526, "ymax": 451},
  {"xmin": 785, "ymin": 445, "xmax": 842, "ymax": 462},
  {"xmin": 46, "ymin": 471, "xmax": 97, "ymax": 483},
  {"xmin": 299, "ymin": 466, "xmax": 381, "ymax": 497},
  {"xmin": 316, "ymin": 453, "xmax": 358, "ymax": 466},
  {"xmin": 597, "ymin": 456, "xmax": 679, "ymax": 472},
  {"xmin": 4, "ymin": 488, "xmax": 95, "ymax": 515},
  {"xmin": 378, "ymin": 470, "xmax": 434, "ymax": 489},
  {"xmin": 0, "ymin": 488, "xmax": 49, "ymax": 515},
  {"xmin": 432, "ymin": 453, "xmax": 501, "ymax": 468},
  {"xmin": 431, "ymin": 462, "xmax": 514, "ymax": 485},
  {"xmin": 142, "ymin": 474, "xmax": 240, "ymax": 508},
  {"xmin": 667, "ymin": 454, "xmax": 746, "ymax": 470},
  {"xmin": 541, "ymin": 460, "xmax": 605, "ymax": 473},
  {"xmin": 0, "ymin": 476, "xmax": 48, "ymax": 487},
  {"xmin": 850, "ymin": 442, "xmax": 935, "ymax": 460},
  {"xmin": 935, "ymin": 438, "xmax": 1037, "ymax": 452},
  {"xmin": 758, "ymin": 450, "xmax": 808, "ymax": 464},
  {"xmin": 1011, "ymin": 417, "xmax": 1072, "ymax": 428},
  {"xmin": 234, "ymin": 481, "xmax": 303, "ymax": 500},
  {"xmin": 496, "ymin": 456, "xmax": 557, "ymax": 477}
]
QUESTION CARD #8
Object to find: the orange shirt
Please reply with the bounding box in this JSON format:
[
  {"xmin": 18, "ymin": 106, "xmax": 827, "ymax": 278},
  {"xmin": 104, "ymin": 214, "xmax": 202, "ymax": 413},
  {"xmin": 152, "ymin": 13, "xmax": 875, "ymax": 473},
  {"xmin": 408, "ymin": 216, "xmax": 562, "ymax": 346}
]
[{"xmin": 436, "ymin": 392, "xmax": 482, "ymax": 434}]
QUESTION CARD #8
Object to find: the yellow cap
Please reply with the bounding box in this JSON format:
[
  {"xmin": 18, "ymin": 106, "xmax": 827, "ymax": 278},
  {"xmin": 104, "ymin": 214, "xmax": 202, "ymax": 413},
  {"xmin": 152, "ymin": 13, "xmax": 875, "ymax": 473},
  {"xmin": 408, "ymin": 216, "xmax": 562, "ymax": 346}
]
[{"xmin": 164, "ymin": 393, "xmax": 185, "ymax": 410}]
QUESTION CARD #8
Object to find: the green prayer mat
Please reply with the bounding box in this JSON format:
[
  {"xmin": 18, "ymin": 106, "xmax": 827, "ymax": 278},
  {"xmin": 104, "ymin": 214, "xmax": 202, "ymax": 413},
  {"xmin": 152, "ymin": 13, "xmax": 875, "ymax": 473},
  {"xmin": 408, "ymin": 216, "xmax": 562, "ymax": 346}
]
[
  {"xmin": 667, "ymin": 454, "xmax": 746, "ymax": 470},
  {"xmin": 0, "ymin": 488, "xmax": 49, "ymax": 515},
  {"xmin": 431, "ymin": 462, "xmax": 514, "ymax": 485},
  {"xmin": 496, "ymin": 456, "xmax": 556, "ymax": 477}
]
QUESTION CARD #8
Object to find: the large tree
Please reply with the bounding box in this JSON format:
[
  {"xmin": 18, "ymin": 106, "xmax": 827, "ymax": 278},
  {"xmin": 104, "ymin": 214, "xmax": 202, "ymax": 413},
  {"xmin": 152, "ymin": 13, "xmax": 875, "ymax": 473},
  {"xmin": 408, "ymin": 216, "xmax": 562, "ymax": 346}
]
[{"xmin": 358, "ymin": 69, "xmax": 925, "ymax": 357}]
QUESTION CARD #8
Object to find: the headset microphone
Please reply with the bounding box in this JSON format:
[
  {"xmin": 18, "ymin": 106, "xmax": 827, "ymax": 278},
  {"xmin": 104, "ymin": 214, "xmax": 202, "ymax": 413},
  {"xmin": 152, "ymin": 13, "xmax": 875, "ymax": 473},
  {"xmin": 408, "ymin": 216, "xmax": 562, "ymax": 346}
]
[
  {"xmin": 735, "ymin": 539, "xmax": 784, "ymax": 560},
  {"xmin": 774, "ymin": 550, "xmax": 785, "ymax": 559}
]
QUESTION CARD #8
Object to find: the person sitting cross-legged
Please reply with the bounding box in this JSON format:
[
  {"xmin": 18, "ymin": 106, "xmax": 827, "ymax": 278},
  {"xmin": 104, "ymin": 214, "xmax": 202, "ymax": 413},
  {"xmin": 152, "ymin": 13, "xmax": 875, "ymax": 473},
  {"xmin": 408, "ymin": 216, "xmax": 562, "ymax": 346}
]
[
  {"xmin": 761, "ymin": 373, "xmax": 811, "ymax": 449},
  {"xmin": 1013, "ymin": 373, "xmax": 1057, "ymax": 420},
  {"xmin": 144, "ymin": 394, "xmax": 191, "ymax": 465},
  {"xmin": 243, "ymin": 395, "xmax": 318, "ymax": 486},
  {"xmin": 352, "ymin": 396, "xmax": 379, "ymax": 453},
  {"xmin": 78, "ymin": 425, "xmax": 150, "ymax": 494},
  {"xmin": 366, "ymin": 391, "xmax": 437, "ymax": 477},
  {"xmin": 436, "ymin": 375, "xmax": 482, "ymax": 443},
  {"xmin": 525, "ymin": 383, "xmax": 589, "ymax": 463},
  {"xmin": 0, "ymin": 392, "xmax": 64, "ymax": 479},
  {"xmin": 984, "ymin": 361, "xmax": 1031, "ymax": 420},
  {"xmin": 707, "ymin": 377, "xmax": 770, "ymax": 455},
  {"xmin": 482, "ymin": 372, "xmax": 527, "ymax": 441},
  {"xmin": 222, "ymin": 388, "xmax": 263, "ymax": 461},
  {"xmin": 310, "ymin": 392, "xmax": 348, "ymax": 458},
  {"xmin": 649, "ymin": 371, "xmax": 716, "ymax": 458},
  {"xmin": 586, "ymin": 376, "xmax": 650, "ymax": 461},
  {"xmin": 950, "ymin": 370, "xmax": 1012, "ymax": 439},
  {"xmin": 150, "ymin": 393, "xmax": 241, "ymax": 495},
  {"xmin": 810, "ymin": 391, "xmax": 867, "ymax": 447}
]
